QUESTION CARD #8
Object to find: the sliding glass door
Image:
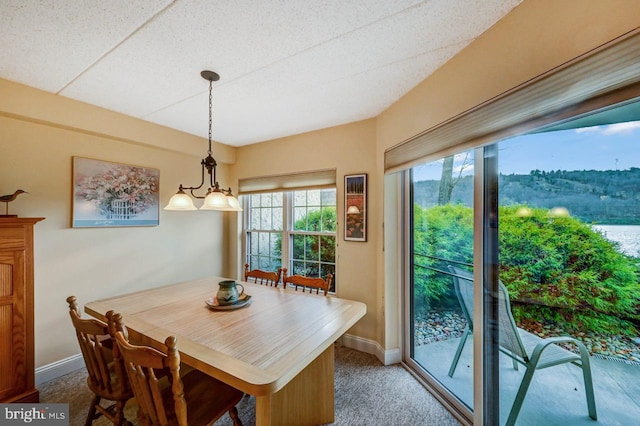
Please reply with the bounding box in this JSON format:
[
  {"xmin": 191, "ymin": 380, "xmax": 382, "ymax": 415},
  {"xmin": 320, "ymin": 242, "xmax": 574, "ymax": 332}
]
[{"xmin": 405, "ymin": 102, "xmax": 640, "ymax": 425}]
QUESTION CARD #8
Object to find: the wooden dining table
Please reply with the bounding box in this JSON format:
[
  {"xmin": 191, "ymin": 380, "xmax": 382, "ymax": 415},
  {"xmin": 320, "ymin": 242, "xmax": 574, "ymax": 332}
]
[{"xmin": 85, "ymin": 276, "xmax": 367, "ymax": 426}]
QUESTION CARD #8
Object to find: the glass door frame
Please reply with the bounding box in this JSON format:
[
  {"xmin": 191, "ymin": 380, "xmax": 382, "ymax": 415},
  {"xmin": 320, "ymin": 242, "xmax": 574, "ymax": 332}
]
[
  {"xmin": 402, "ymin": 146, "xmax": 500, "ymax": 426},
  {"xmin": 402, "ymin": 163, "xmax": 477, "ymax": 426}
]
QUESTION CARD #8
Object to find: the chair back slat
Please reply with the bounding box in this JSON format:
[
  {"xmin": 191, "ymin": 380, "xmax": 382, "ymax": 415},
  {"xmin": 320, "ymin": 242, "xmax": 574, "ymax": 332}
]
[
  {"xmin": 81, "ymin": 332, "xmax": 112, "ymax": 392},
  {"xmin": 128, "ymin": 363, "xmax": 167, "ymax": 425},
  {"xmin": 129, "ymin": 364, "xmax": 154, "ymax": 424},
  {"xmin": 244, "ymin": 264, "xmax": 284, "ymax": 287}
]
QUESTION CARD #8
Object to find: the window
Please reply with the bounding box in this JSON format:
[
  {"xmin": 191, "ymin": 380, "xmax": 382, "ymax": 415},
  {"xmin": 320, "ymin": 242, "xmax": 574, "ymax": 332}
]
[
  {"xmin": 245, "ymin": 192, "xmax": 283, "ymax": 272},
  {"xmin": 244, "ymin": 189, "xmax": 337, "ymax": 291}
]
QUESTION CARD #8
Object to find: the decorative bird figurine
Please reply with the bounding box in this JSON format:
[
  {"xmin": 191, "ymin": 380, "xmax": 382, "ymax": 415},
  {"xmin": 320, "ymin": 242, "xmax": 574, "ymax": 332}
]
[{"xmin": 0, "ymin": 190, "xmax": 28, "ymax": 216}]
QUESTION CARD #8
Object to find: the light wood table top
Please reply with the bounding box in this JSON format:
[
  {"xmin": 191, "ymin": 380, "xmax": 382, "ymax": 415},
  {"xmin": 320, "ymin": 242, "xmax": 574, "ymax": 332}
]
[{"xmin": 85, "ymin": 276, "xmax": 366, "ymax": 397}]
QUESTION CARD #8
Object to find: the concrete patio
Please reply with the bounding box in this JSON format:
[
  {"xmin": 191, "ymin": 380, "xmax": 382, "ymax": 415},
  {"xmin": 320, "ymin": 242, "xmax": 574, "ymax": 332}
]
[{"xmin": 414, "ymin": 337, "xmax": 640, "ymax": 425}]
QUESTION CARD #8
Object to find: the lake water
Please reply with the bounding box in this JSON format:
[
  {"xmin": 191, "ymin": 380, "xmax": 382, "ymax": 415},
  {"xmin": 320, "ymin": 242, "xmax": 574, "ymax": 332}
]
[{"xmin": 592, "ymin": 225, "xmax": 640, "ymax": 257}]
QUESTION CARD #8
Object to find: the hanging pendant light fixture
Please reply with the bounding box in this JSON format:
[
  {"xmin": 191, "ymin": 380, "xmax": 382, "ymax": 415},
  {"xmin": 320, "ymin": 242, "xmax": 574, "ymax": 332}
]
[{"xmin": 164, "ymin": 70, "xmax": 242, "ymax": 212}]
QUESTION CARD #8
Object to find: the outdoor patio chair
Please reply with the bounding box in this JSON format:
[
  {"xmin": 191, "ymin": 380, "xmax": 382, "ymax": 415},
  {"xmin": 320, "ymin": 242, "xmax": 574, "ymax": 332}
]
[{"xmin": 447, "ymin": 265, "xmax": 597, "ymax": 426}]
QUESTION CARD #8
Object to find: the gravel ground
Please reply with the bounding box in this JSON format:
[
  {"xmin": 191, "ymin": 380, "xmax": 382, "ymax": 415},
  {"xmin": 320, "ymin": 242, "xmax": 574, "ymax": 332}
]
[{"xmin": 414, "ymin": 309, "xmax": 640, "ymax": 364}]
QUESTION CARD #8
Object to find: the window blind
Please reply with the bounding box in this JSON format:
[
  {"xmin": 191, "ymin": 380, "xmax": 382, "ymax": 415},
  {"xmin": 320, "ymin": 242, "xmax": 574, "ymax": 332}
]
[
  {"xmin": 238, "ymin": 168, "xmax": 336, "ymax": 194},
  {"xmin": 385, "ymin": 29, "xmax": 640, "ymax": 173}
]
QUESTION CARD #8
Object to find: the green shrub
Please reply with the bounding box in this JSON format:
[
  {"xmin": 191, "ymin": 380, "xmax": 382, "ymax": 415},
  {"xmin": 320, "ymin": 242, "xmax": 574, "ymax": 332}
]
[
  {"xmin": 289, "ymin": 207, "xmax": 337, "ymax": 277},
  {"xmin": 413, "ymin": 204, "xmax": 473, "ymax": 308},
  {"xmin": 500, "ymin": 205, "xmax": 640, "ymax": 334},
  {"xmin": 413, "ymin": 204, "xmax": 640, "ymax": 334}
]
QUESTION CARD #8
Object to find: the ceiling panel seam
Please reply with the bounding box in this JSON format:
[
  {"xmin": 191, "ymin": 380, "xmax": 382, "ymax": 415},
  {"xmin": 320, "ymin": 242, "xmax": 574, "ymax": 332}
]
[
  {"xmin": 198, "ymin": 1, "xmax": 430, "ymax": 89},
  {"xmin": 56, "ymin": 0, "xmax": 178, "ymax": 95}
]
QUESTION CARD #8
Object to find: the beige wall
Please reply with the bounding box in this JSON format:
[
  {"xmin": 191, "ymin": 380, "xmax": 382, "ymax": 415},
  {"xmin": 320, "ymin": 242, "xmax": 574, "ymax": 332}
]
[
  {"xmin": 2, "ymin": 0, "xmax": 639, "ymax": 372},
  {"xmin": 0, "ymin": 80, "xmax": 234, "ymax": 368}
]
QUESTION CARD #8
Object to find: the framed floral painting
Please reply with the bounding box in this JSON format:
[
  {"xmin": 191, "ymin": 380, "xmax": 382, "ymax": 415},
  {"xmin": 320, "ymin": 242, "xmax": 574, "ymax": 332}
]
[
  {"xmin": 344, "ymin": 173, "xmax": 367, "ymax": 242},
  {"xmin": 72, "ymin": 157, "xmax": 160, "ymax": 228}
]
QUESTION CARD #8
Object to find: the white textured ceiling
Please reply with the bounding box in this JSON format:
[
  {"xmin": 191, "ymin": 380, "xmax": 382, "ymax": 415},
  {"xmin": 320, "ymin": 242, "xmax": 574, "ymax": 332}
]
[{"xmin": 0, "ymin": 0, "xmax": 522, "ymax": 147}]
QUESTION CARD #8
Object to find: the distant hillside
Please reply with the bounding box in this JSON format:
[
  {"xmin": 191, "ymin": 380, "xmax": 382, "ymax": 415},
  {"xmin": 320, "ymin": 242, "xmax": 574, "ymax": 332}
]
[{"xmin": 413, "ymin": 168, "xmax": 640, "ymax": 224}]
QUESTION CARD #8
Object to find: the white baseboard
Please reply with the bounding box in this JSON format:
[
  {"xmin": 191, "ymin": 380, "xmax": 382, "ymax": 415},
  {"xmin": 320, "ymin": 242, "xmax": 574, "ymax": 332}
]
[
  {"xmin": 35, "ymin": 354, "xmax": 85, "ymax": 386},
  {"xmin": 341, "ymin": 334, "xmax": 401, "ymax": 366}
]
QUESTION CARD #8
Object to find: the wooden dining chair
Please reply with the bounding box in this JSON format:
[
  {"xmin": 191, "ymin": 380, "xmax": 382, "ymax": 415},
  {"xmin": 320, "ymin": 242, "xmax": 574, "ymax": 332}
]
[
  {"xmin": 283, "ymin": 272, "xmax": 333, "ymax": 295},
  {"xmin": 244, "ymin": 263, "xmax": 285, "ymax": 287},
  {"xmin": 108, "ymin": 312, "xmax": 243, "ymax": 426},
  {"xmin": 66, "ymin": 296, "xmax": 133, "ymax": 426}
]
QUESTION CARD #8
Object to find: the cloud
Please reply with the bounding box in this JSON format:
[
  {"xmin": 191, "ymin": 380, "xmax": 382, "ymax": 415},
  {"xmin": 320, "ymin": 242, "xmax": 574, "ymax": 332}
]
[
  {"xmin": 601, "ymin": 121, "xmax": 640, "ymax": 135},
  {"xmin": 574, "ymin": 121, "xmax": 640, "ymax": 135},
  {"xmin": 575, "ymin": 126, "xmax": 601, "ymax": 133}
]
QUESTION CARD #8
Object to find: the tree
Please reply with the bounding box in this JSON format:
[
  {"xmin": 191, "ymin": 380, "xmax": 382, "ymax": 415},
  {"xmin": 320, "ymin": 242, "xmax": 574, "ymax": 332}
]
[
  {"xmin": 437, "ymin": 153, "xmax": 471, "ymax": 205},
  {"xmin": 438, "ymin": 156, "xmax": 454, "ymax": 205}
]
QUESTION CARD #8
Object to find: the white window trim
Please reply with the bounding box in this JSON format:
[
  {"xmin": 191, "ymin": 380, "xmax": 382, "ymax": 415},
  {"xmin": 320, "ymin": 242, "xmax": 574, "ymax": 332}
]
[{"xmin": 242, "ymin": 189, "xmax": 337, "ymax": 291}]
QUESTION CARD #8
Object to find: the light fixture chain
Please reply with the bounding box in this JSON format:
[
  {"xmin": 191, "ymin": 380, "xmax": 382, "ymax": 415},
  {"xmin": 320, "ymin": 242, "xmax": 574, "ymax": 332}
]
[
  {"xmin": 208, "ymin": 79, "xmax": 213, "ymax": 155},
  {"xmin": 164, "ymin": 70, "xmax": 242, "ymax": 211}
]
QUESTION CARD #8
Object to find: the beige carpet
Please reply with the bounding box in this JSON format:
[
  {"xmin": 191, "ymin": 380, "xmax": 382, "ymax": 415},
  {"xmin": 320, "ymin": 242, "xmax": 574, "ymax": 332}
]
[{"xmin": 39, "ymin": 346, "xmax": 460, "ymax": 426}]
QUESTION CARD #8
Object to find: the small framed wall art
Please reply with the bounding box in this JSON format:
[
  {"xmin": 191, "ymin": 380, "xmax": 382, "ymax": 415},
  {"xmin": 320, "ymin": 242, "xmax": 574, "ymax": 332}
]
[
  {"xmin": 72, "ymin": 157, "xmax": 160, "ymax": 228},
  {"xmin": 344, "ymin": 173, "xmax": 367, "ymax": 242}
]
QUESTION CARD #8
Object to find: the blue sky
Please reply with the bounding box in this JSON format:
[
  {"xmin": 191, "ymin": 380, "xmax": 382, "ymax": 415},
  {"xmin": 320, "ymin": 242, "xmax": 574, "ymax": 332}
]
[{"xmin": 413, "ymin": 121, "xmax": 640, "ymax": 181}]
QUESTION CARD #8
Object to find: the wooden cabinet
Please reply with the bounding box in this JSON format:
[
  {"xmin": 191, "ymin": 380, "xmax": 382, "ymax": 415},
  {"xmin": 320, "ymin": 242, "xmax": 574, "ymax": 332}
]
[{"xmin": 0, "ymin": 217, "xmax": 44, "ymax": 403}]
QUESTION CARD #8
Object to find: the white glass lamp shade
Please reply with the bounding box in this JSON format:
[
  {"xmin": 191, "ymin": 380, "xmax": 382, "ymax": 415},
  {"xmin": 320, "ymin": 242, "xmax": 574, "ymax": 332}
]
[
  {"xmin": 201, "ymin": 190, "xmax": 232, "ymax": 210},
  {"xmin": 164, "ymin": 190, "xmax": 197, "ymax": 211},
  {"xmin": 225, "ymin": 194, "xmax": 243, "ymax": 211}
]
